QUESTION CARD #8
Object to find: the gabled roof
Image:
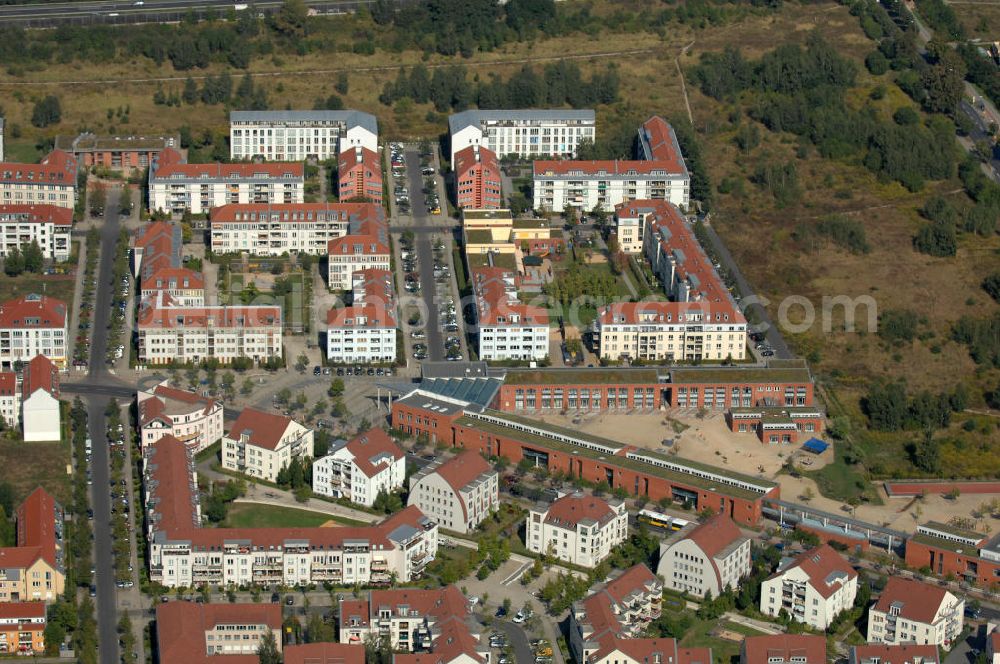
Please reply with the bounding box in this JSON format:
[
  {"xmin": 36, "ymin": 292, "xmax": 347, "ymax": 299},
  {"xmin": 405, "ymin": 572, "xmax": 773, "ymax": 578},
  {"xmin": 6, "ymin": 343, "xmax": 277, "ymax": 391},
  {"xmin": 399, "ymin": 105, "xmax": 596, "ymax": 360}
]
[
  {"xmin": 152, "ymin": 148, "xmax": 304, "ymax": 180},
  {"xmin": 0, "ymin": 150, "xmax": 77, "ymax": 186},
  {"xmin": 852, "ymin": 644, "xmax": 940, "ymax": 664},
  {"xmin": 283, "ymin": 643, "xmax": 366, "ymax": 664},
  {"xmin": 23, "ymin": 354, "xmax": 58, "ymax": 399},
  {"xmin": 771, "ymin": 544, "xmax": 856, "ymax": 599},
  {"xmin": 742, "ymin": 635, "xmax": 827, "ymax": 664},
  {"xmin": 0, "ymin": 600, "xmax": 45, "ymax": 620},
  {"xmin": 431, "ymin": 451, "xmax": 492, "ymax": 494},
  {"xmin": 0, "ymin": 372, "xmax": 16, "ymax": 398},
  {"xmin": 874, "ymin": 577, "xmax": 954, "ymax": 625},
  {"xmin": 16, "ymin": 487, "xmax": 59, "ymax": 569},
  {"xmin": 139, "ymin": 382, "xmax": 217, "ymax": 427},
  {"xmin": 156, "ymin": 601, "xmax": 281, "ymax": 664},
  {"xmin": 141, "ymin": 267, "xmax": 205, "ymax": 292},
  {"xmin": 578, "ymin": 564, "xmax": 662, "ymax": 643},
  {"xmin": 0, "ymin": 204, "xmax": 73, "ymax": 226},
  {"xmin": 454, "ymin": 145, "xmax": 499, "ymax": 179},
  {"xmin": 542, "ymin": 493, "xmax": 618, "ymax": 529},
  {"xmin": 0, "ymin": 294, "xmax": 67, "ymax": 329},
  {"xmin": 336, "ymin": 428, "xmax": 404, "ymax": 479},
  {"xmin": 210, "ymin": 201, "xmax": 379, "ymax": 224},
  {"xmin": 680, "ymin": 513, "xmax": 747, "ymax": 560},
  {"xmin": 226, "ymin": 408, "xmax": 296, "ymax": 451}
]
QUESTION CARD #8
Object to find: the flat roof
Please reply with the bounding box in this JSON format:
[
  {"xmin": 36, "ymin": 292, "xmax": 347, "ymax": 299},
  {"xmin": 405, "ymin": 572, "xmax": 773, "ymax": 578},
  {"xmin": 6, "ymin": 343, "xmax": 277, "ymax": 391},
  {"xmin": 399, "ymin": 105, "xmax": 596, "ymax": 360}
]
[
  {"xmin": 910, "ymin": 532, "xmax": 983, "ymax": 555},
  {"xmin": 465, "ymin": 229, "xmax": 499, "ymax": 244},
  {"xmin": 669, "ymin": 366, "xmax": 812, "ymax": 384},
  {"xmin": 449, "ymin": 109, "xmax": 595, "ymax": 134},
  {"xmin": 503, "ymin": 368, "xmax": 660, "ymax": 385},
  {"xmin": 512, "ymin": 219, "xmax": 549, "ymax": 229},
  {"xmin": 467, "ymin": 252, "xmax": 517, "ymax": 270},
  {"xmin": 394, "ymin": 392, "xmax": 465, "ymax": 416},
  {"xmin": 463, "ymin": 209, "xmax": 513, "ymax": 221},
  {"xmin": 56, "ymin": 134, "xmax": 179, "ymax": 151},
  {"xmin": 229, "ymin": 110, "xmax": 377, "ymax": 135}
]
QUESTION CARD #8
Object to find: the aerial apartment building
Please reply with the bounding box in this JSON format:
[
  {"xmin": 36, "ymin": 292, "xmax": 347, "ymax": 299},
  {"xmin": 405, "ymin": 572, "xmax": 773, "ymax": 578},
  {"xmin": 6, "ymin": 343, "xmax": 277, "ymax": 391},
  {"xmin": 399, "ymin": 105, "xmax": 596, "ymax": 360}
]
[
  {"xmin": 657, "ymin": 513, "xmax": 752, "ymax": 598},
  {"xmin": 0, "ymin": 150, "xmax": 78, "ymax": 210},
  {"xmin": 526, "ymin": 492, "xmax": 628, "ymax": 567},
  {"xmin": 533, "ymin": 116, "xmax": 690, "ymax": 213},
  {"xmin": 407, "ymin": 451, "xmax": 499, "ymax": 534},
  {"xmin": 338, "ymin": 586, "xmax": 489, "ymax": 660},
  {"xmin": 55, "ymin": 132, "xmax": 180, "ymax": 175},
  {"xmin": 337, "ymin": 146, "xmax": 383, "ymax": 204},
  {"xmin": 760, "ymin": 544, "xmax": 858, "ymax": 630},
  {"xmin": 0, "ymin": 294, "xmax": 68, "ymax": 370},
  {"xmin": 229, "ymin": 110, "xmax": 378, "ymax": 161},
  {"xmin": 221, "ymin": 408, "xmax": 314, "ymax": 484},
  {"xmin": 0, "ymin": 371, "xmax": 17, "ymax": 429},
  {"xmin": 143, "ymin": 434, "xmax": 439, "ymax": 588},
  {"xmin": 326, "ymin": 207, "xmax": 390, "ymax": 290},
  {"xmin": 867, "ymin": 577, "xmax": 964, "ymax": 648},
  {"xmin": 148, "ymin": 148, "xmax": 304, "ymax": 215},
  {"xmin": 448, "ymin": 109, "xmax": 596, "ymax": 164},
  {"xmin": 136, "ymin": 296, "xmax": 282, "ymax": 366},
  {"xmin": 20, "ymin": 354, "xmax": 60, "ymax": 442},
  {"xmin": 850, "ymin": 644, "xmax": 941, "ymax": 664},
  {"xmin": 155, "ymin": 601, "xmax": 282, "ymax": 662},
  {"xmin": 137, "ymin": 380, "xmax": 223, "ymax": 453},
  {"xmin": 0, "ymin": 204, "xmax": 72, "ymax": 261},
  {"xmin": 325, "ymin": 268, "xmax": 397, "ymax": 364},
  {"xmin": 312, "ymin": 428, "xmax": 405, "ymax": 507},
  {"xmin": 471, "ymin": 266, "xmax": 549, "ymax": 362},
  {"xmin": 454, "ymin": 144, "xmax": 502, "ymax": 209},
  {"xmin": 0, "ymin": 602, "xmax": 46, "ymax": 655},
  {"xmin": 0, "ymin": 488, "xmax": 65, "ymax": 603},
  {"xmin": 209, "ymin": 202, "xmax": 376, "ymax": 256},
  {"xmin": 741, "ymin": 635, "xmax": 827, "ymax": 664}
]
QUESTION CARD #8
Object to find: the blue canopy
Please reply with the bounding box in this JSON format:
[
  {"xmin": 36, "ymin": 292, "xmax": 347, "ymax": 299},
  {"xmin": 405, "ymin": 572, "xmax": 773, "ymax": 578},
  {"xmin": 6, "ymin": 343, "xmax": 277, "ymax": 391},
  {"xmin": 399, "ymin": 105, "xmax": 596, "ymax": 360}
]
[{"xmin": 802, "ymin": 438, "xmax": 829, "ymax": 454}]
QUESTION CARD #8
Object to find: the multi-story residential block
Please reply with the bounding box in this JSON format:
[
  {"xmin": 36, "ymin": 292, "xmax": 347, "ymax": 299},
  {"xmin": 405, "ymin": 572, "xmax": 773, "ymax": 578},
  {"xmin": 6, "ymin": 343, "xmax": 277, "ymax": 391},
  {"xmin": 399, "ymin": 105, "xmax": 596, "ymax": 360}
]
[
  {"xmin": 132, "ymin": 220, "xmax": 182, "ymax": 279},
  {"xmin": 0, "ymin": 601, "xmax": 45, "ymax": 655},
  {"xmin": 338, "ymin": 146, "xmax": 383, "ymax": 204},
  {"xmin": 0, "ymin": 150, "xmax": 77, "ymax": 210},
  {"xmin": 533, "ymin": 116, "xmax": 690, "ymax": 213},
  {"xmin": 0, "ymin": 294, "xmax": 68, "ymax": 370},
  {"xmin": 0, "ymin": 371, "xmax": 18, "ymax": 429},
  {"xmin": 454, "ymin": 144, "xmax": 502, "ymax": 209},
  {"xmin": 21, "ymin": 354, "xmax": 60, "ymax": 442},
  {"xmin": 210, "ymin": 202, "xmax": 378, "ymax": 256},
  {"xmin": 326, "ymin": 208, "xmax": 390, "ymax": 290},
  {"xmin": 222, "ymin": 408, "xmax": 314, "ymax": 483},
  {"xmin": 740, "ymin": 635, "xmax": 827, "ymax": 664},
  {"xmin": 448, "ymin": 109, "xmax": 596, "ymax": 164},
  {"xmin": 137, "ymin": 297, "xmax": 282, "ymax": 366},
  {"xmin": 0, "ymin": 487, "xmax": 65, "ymax": 603},
  {"xmin": 471, "ymin": 266, "xmax": 549, "ymax": 362},
  {"xmin": 325, "ymin": 268, "xmax": 397, "ymax": 364},
  {"xmin": 0, "ymin": 204, "xmax": 72, "ymax": 261},
  {"xmin": 137, "ymin": 380, "xmax": 223, "ymax": 453},
  {"xmin": 229, "ymin": 110, "xmax": 378, "ymax": 161},
  {"xmin": 407, "ymin": 451, "xmax": 498, "ymax": 534},
  {"xmin": 148, "ymin": 148, "xmax": 304, "ymax": 215},
  {"xmin": 657, "ymin": 513, "xmax": 752, "ymax": 598},
  {"xmin": 851, "ymin": 644, "xmax": 941, "ymax": 664},
  {"xmin": 312, "ymin": 427, "xmax": 405, "ymax": 507},
  {"xmin": 526, "ymin": 492, "xmax": 627, "ymax": 567},
  {"xmin": 338, "ymin": 586, "xmax": 490, "ymax": 661},
  {"xmin": 144, "ymin": 434, "xmax": 438, "ymax": 588},
  {"xmin": 284, "ymin": 643, "xmax": 364, "ymax": 664},
  {"xmin": 139, "ymin": 267, "xmax": 205, "ymax": 307},
  {"xmin": 867, "ymin": 577, "xmax": 964, "ymax": 648},
  {"xmin": 569, "ymin": 564, "xmax": 673, "ymax": 663},
  {"xmin": 55, "ymin": 132, "xmax": 180, "ymax": 175},
  {"xmin": 155, "ymin": 601, "xmax": 282, "ymax": 661},
  {"xmin": 761, "ymin": 544, "xmax": 858, "ymax": 630}
]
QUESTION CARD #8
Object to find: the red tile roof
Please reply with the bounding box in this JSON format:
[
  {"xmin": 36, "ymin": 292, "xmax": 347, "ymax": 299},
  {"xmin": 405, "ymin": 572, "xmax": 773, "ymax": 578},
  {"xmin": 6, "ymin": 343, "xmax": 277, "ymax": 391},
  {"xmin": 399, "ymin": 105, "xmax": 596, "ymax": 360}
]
[
  {"xmin": 16, "ymin": 487, "xmax": 59, "ymax": 569},
  {"xmin": 683, "ymin": 513, "xmax": 746, "ymax": 559},
  {"xmin": 327, "ymin": 225, "xmax": 389, "ymax": 256},
  {"xmin": 210, "ymin": 202, "xmax": 380, "ymax": 223},
  {"xmin": 156, "ymin": 601, "xmax": 281, "ymax": 664},
  {"xmin": 454, "ymin": 145, "xmax": 499, "ymax": 180},
  {"xmin": 578, "ymin": 563, "xmax": 661, "ymax": 643},
  {"xmin": 137, "ymin": 303, "xmax": 281, "ymax": 329},
  {"xmin": 0, "ymin": 150, "xmax": 77, "ymax": 186},
  {"xmin": 639, "ymin": 116, "xmax": 687, "ymax": 172},
  {"xmin": 590, "ymin": 637, "xmax": 681, "ymax": 664},
  {"xmin": 534, "ymin": 158, "xmax": 684, "ymax": 177},
  {"xmin": 852, "ymin": 644, "xmax": 940, "ymax": 664},
  {"xmin": 874, "ymin": 577, "xmax": 953, "ymax": 625},
  {"xmin": 337, "ymin": 147, "xmax": 382, "ymax": 200},
  {"xmin": 0, "ymin": 204, "xmax": 73, "ymax": 226},
  {"xmin": 597, "ymin": 300, "xmax": 743, "ymax": 327},
  {"xmin": 227, "ymin": 408, "xmax": 295, "ymax": 451},
  {"xmin": 0, "ymin": 545, "xmax": 46, "ymax": 570},
  {"xmin": 141, "ymin": 267, "xmax": 205, "ymax": 292},
  {"xmin": 139, "ymin": 383, "xmax": 217, "ymax": 427},
  {"xmin": 0, "ymin": 372, "xmax": 16, "ymax": 397},
  {"xmin": 742, "ymin": 635, "xmax": 827, "ymax": 664},
  {"xmin": 342, "ymin": 428, "xmax": 404, "ymax": 479},
  {"xmin": 0, "ymin": 600, "xmax": 45, "ymax": 620},
  {"xmin": 152, "ymin": 148, "xmax": 303, "ymax": 180},
  {"xmin": 432, "ymin": 451, "xmax": 492, "ymax": 494},
  {"xmin": 283, "ymin": 643, "xmax": 365, "ymax": 664},
  {"xmin": 326, "ymin": 301, "xmax": 396, "ymax": 329},
  {"xmin": 543, "ymin": 493, "xmax": 617, "ymax": 528},
  {"xmin": 23, "ymin": 354, "xmax": 58, "ymax": 398},
  {"xmin": 773, "ymin": 544, "xmax": 857, "ymax": 599},
  {"xmin": 0, "ymin": 295, "xmax": 67, "ymax": 329},
  {"xmin": 339, "ymin": 599, "xmax": 369, "ymax": 631},
  {"xmin": 471, "ymin": 267, "xmax": 548, "ymax": 327}
]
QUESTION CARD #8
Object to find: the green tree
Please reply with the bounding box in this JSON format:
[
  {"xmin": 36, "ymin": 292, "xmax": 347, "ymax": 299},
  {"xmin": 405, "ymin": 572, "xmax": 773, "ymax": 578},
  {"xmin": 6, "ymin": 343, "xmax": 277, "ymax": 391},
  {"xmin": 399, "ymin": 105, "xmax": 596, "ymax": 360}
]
[
  {"xmin": 271, "ymin": 0, "xmax": 308, "ymax": 36},
  {"xmin": 257, "ymin": 630, "xmax": 281, "ymax": 664},
  {"xmin": 31, "ymin": 95, "xmax": 61, "ymax": 127},
  {"xmin": 4, "ymin": 246, "xmax": 24, "ymax": 277},
  {"xmin": 983, "ymin": 272, "xmax": 1000, "ymax": 303}
]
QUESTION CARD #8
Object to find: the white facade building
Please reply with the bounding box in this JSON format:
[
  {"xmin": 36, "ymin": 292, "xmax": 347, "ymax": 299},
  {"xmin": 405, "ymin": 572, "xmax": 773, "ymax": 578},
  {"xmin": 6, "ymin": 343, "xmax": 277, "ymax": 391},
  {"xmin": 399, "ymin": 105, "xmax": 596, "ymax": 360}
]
[
  {"xmin": 326, "ymin": 212, "xmax": 390, "ymax": 291},
  {"xmin": 137, "ymin": 381, "xmax": 224, "ymax": 453},
  {"xmin": 448, "ymin": 109, "xmax": 595, "ymax": 164},
  {"xmin": 326, "ymin": 269, "xmax": 397, "ymax": 365},
  {"xmin": 0, "ymin": 205, "xmax": 72, "ymax": 261},
  {"xmin": 0, "ymin": 372, "xmax": 17, "ymax": 430},
  {"xmin": 761, "ymin": 544, "xmax": 859, "ymax": 630},
  {"xmin": 471, "ymin": 267, "xmax": 549, "ymax": 362},
  {"xmin": 20, "ymin": 355, "xmax": 60, "ymax": 442},
  {"xmin": 229, "ymin": 110, "xmax": 378, "ymax": 161},
  {"xmin": 222, "ymin": 408, "xmax": 314, "ymax": 483},
  {"xmin": 526, "ymin": 492, "xmax": 627, "ymax": 568},
  {"xmin": 657, "ymin": 513, "xmax": 752, "ymax": 599},
  {"xmin": 867, "ymin": 578, "xmax": 964, "ymax": 648},
  {"xmin": 312, "ymin": 428, "xmax": 405, "ymax": 507},
  {"xmin": 0, "ymin": 151, "xmax": 77, "ymax": 210},
  {"xmin": 0, "ymin": 294, "xmax": 68, "ymax": 370},
  {"xmin": 407, "ymin": 451, "xmax": 498, "ymax": 534}
]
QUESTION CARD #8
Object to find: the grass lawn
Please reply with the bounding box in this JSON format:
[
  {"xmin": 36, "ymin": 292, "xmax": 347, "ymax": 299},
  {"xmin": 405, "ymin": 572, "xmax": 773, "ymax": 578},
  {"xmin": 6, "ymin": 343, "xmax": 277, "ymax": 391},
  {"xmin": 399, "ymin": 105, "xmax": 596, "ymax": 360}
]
[
  {"xmin": 220, "ymin": 270, "xmax": 311, "ymax": 333},
  {"xmin": 721, "ymin": 620, "xmax": 769, "ymax": 637},
  {"xmin": 0, "ymin": 273, "xmax": 76, "ymax": 305},
  {"xmin": 679, "ymin": 616, "xmax": 744, "ymax": 664},
  {"xmin": 804, "ymin": 438, "xmax": 881, "ymax": 506},
  {"xmin": 224, "ymin": 503, "xmax": 365, "ymax": 528},
  {"xmin": 0, "ymin": 437, "xmax": 71, "ymax": 506}
]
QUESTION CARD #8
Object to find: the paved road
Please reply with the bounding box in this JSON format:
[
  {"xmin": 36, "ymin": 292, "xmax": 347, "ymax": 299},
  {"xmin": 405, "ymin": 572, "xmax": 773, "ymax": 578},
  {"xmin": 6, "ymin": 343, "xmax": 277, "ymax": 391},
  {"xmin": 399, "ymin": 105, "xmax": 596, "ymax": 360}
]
[
  {"xmin": 959, "ymin": 99, "xmax": 1000, "ymax": 181},
  {"xmin": 84, "ymin": 188, "xmax": 124, "ymax": 664},
  {"xmin": 405, "ymin": 149, "xmax": 445, "ymax": 362},
  {"xmin": 493, "ymin": 620, "xmax": 534, "ymax": 664}
]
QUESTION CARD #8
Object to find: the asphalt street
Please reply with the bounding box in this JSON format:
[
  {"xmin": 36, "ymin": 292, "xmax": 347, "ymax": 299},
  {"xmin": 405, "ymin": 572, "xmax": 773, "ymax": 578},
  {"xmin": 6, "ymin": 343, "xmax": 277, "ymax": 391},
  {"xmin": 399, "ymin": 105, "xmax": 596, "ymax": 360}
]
[
  {"xmin": 405, "ymin": 148, "xmax": 445, "ymax": 362},
  {"xmin": 959, "ymin": 99, "xmax": 1000, "ymax": 181},
  {"xmin": 493, "ymin": 620, "xmax": 534, "ymax": 664},
  {"xmin": 84, "ymin": 189, "xmax": 124, "ymax": 664}
]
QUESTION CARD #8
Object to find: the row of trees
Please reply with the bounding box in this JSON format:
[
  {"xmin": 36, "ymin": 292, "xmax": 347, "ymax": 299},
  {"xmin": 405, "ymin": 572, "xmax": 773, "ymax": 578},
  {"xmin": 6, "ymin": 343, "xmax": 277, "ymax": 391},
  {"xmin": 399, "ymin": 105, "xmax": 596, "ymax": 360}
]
[
  {"xmin": 4, "ymin": 241, "xmax": 45, "ymax": 277},
  {"xmin": 379, "ymin": 61, "xmax": 619, "ymax": 114},
  {"xmin": 153, "ymin": 72, "xmax": 269, "ymax": 110},
  {"xmin": 862, "ymin": 380, "xmax": 968, "ymax": 432}
]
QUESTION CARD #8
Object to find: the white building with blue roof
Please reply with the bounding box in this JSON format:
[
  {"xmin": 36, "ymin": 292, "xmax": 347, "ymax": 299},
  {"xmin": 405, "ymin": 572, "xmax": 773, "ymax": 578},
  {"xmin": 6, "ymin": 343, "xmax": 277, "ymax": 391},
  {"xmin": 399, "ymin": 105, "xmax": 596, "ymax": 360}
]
[{"xmin": 448, "ymin": 109, "xmax": 595, "ymax": 164}]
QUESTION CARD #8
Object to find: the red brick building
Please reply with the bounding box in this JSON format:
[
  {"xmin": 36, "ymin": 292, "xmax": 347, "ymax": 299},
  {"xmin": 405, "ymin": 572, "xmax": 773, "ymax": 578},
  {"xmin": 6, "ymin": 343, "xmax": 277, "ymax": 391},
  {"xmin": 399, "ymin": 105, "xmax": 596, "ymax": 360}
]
[
  {"xmin": 905, "ymin": 522, "xmax": 1000, "ymax": 591},
  {"xmin": 391, "ymin": 390, "xmax": 779, "ymax": 526},
  {"xmin": 726, "ymin": 405, "xmax": 825, "ymax": 444},
  {"xmin": 454, "ymin": 145, "xmax": 502, "ymax": 209},
  {"xmin": 338, "ymin": 146, "xmax": 383, "ymax": 204},
  {"xmin": 56, "ymin": 133, "xmax": 181, "ymax": 175}
]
